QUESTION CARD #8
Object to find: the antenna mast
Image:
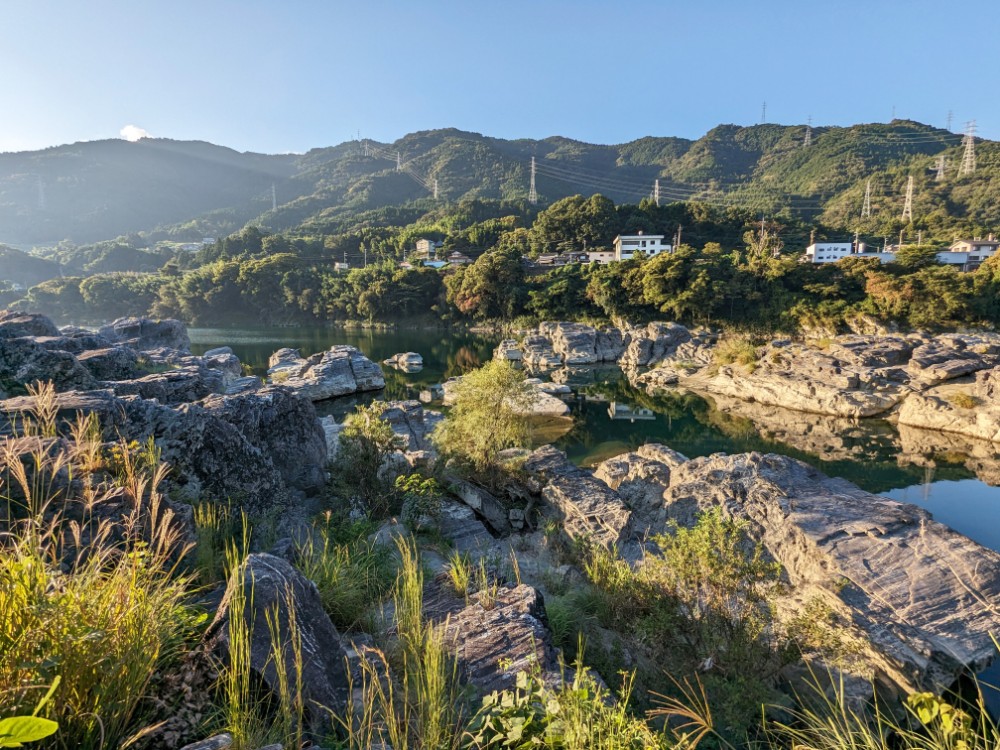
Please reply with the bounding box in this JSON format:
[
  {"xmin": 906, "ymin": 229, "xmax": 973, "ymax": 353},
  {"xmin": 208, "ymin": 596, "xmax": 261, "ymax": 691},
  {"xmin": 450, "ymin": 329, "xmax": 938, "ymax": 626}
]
[
  {"xmin": 528, "ymin": 157, "xmax": 538, "ymax": 205},
  {"xmin": 901, "ymin": 175, "xmax": 914, "ymax": 222},
  {"xmin": 960, "ymin": 120, "xmax": 977, "ymax": 175}
]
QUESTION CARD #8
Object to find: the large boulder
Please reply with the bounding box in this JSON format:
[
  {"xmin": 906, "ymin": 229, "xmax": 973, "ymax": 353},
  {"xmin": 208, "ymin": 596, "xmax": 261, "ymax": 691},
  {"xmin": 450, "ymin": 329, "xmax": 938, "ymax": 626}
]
[
  {"xmin": 0, "ymin": 311, "xmax": 60, "ymax": 338},
  {"xmin": 439, "ymin": 584, "xmax": 560, "ymax": 694},
  {"xmin": 0, "ymin": 386, "xmax": 327, "ymax": 512},
  {"xmin": 620, "ymin": 322, "xmax": 692, "ymax": 367},
  {"xmin": 594, "ymin": 443, "xmax": 686, "ymax": 532},
  {"xmin": 99, "ymin": 317, "xmax": 190, "ymax": 351},
  {"xmin": 662, "ymin": 452, "xmax": 1000, "ymax": 695},
  {"xmin": 106, "ymin": 366, "xmax": 223, "ymax": 405},
  {"xmin": 522, "ymin": 446, "xmax": 633, "ymax": 549},
  {"xmin": 209, "ymin": 554, "xmax": 350, "ymax": 730},
  {"xmin": 268, "ymin": 345, "xmax": 385, "ymax": 401},
  {"xmin": 897, "ymin": 368, "xmax": 1000, "ymax": 442},
  {"xmin": 0, "ymin": 336, "xmax": 96, "ymax": 393},
  {"xmin": 77, "ymin": 346, "xmax": 140, "ymax": 381}
]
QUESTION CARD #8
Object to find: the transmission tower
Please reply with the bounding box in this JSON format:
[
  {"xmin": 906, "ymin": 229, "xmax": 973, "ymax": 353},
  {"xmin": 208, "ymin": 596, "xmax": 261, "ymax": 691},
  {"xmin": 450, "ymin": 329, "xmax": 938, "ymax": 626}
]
[
  {"xmin": 433, "ymin": 178, "xmax": 439, "ymax": 200},
  {"xmin": 528, "ymin": 157, "xmax": 538, "ymax": 205},
  {"xmin": 271, "ymin": 184, "xmax": 277, "ymax": 212},
  {"xmin": 761, "ymin": 101, "xmax": 767, "ymax": 123},
  {"xmin": 947, "ymin": 110, "xmax": 954, "ymax": 131},
  {"xmin": 803, "ymin": 116, "xmax": 812, "ymax": 147},
  {"xmin": 960, "ymin": 120, "xmax": 977, "ymax": 175},
  {"xmin": 653, "ymin": 179, "xmax": 660, "ymax": 207},
  {"xmin": 934, "ymin": 155, "xmax": 947, "ymax": 181},
  {"xmin": 861, "ymin": 179, "xmax": 872, "ymax": 219},
  {"xmin": 901, "ymin": 175, "xmax": 914, "ymax": 222}
]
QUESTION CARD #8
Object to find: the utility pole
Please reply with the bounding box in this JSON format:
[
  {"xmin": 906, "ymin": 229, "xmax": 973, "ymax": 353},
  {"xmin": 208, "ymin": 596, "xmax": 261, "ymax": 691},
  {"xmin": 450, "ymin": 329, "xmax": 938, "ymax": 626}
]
[
  {"xmin": 653, "ymin": 179, "xmax": 660, "ymax": 207},
  {"xmin": 899, "ymin": 229, "xmax": 905, "ymax": 248},
  {"xmin": 810, "ymin": 228, "xmax": 816, "ymax": 245},
  {"xmin": 528, "ymin": 157, "xmax": 538, "ymax": 205},
  {"xmin": 853, "ymin": 230, "xmax": 860, "ymax": 252},
  {"xmin": 364, "ymin": 245, "xmax": 368, "ymax": 268},
  {"xmin": 271, "ymin": 183, "xmax": 277, "ymax": 212},
  {"xmin": 675, "ymin": 224, "xmax": 682, "ymax": 248},
  {"xmin": 960, "ymin": 120, "xmax": 977, "ymax": 175},
  {"xmin": 862, "ymin": 179, "xmax": 872, "ymax": 219},
  {"xmin": 934, "ymin": 155, "xmax": 947, "ymax": 181},
  {"xmin": 803, "ymin": 116, "xmax": 812, "ymax": 147},
  {"xmin": 901, "ymin": 175, "xmax": 914, "ymax": 222},
  {"xmin": 918, "ymin": 229, "xmax": 922, "ymax": 245}
]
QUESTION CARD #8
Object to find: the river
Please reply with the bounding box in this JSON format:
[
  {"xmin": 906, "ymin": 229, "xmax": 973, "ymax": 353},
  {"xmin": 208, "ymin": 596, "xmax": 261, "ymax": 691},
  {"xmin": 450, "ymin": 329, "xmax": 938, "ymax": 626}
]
[{"xmin": 190, "ymin": 324, "xmax": 1000, "ymax": 698}]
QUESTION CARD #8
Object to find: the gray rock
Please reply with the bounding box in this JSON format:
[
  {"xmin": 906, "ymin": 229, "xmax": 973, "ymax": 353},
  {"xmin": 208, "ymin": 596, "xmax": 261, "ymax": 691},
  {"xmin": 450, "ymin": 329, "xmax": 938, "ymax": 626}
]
[
  {"xmin": 99, "ymin": 317, "xmax": 190, "ymax": 351},
  {"xmin": 77, "ymin": 346, "xmax": 139, "ymax": 381},
  {"xmin": 662, "ymin": 452, "xmax": 1000, "ymax": 695},
  {"xmin": 379, "ymin": 400, "xmax": 443, "ymax": 451},
  {"xmin": 179, "ymin": 734, "xmax": 233, "ymax": 750},
  {"xmin": 0, "ymin": 336, "xmax": 95, "ymax": 392},
  {"xmin": 268, "ymin": 345, "xmax": 385, "ymax": 401},
  {"xmin": 0, "ymin": 311, "xmax": 60, "ymax": 338},
  {"xmin": 620, "ymin": 322, "xmax": 692, "ymax": 367},
  {"xmin": 522, "ymin": 445, "xmax": 633, "ymax": 549},
  {"xmin": 209, "ymin": 554, "xmax": 350, "ymax": 730},
  {"xmin": 494, "ymin": 340, "xmax": 523, "ymax": 361},
  {"xmin": 106, "ymin": 366, "xmax": 222, "ymax": 405},
  {"xmin": 440, "ymin": 584, "xmax": 560, "ymax": 694}
]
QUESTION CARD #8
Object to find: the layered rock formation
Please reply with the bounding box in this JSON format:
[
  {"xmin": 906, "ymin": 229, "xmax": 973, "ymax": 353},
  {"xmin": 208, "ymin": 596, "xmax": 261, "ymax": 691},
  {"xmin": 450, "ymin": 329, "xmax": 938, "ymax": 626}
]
[{"xmin": 267, "ymin": 345, "xmax": 384, "ymax": 401}]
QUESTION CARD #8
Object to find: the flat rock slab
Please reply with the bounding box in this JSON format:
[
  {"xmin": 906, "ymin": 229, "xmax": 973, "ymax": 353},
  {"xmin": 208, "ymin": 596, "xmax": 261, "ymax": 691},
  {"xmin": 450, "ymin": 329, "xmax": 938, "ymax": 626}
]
[{"xmin": 663, "ymin": 451, "xmax": 1000, "ymax": 692}]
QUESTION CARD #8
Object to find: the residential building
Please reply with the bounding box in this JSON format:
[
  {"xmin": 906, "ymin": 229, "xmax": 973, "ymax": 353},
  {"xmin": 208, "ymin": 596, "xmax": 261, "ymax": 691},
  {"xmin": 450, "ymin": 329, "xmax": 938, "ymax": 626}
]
[
  {"xmin": 334, "ymin": 261, "xmax": 350, "ymax": 272},
  {"xmin": 536, "ymin": 253, "xmax": 568, "ymax": 266},
  {"xmin": 613, "ymin": 232, "xmax": 671, "ymax": 261},
  {"xmin": 943, "ymin": 237, "xmax": 1000, "ymax": 270},
  {"xmin": 804, "ymin": 241, "xmax": 894, "ymax": 265},
  {"xmin": 414, "ymin": 239, "xmax": 443, "ymax": 259},
  {"xmin": 446, "ymin": 251, "xmax": 473, "ymax": 265},
  {"xmin": 587, "ymin": 250, "xmax": 617, "ymax": 265}
]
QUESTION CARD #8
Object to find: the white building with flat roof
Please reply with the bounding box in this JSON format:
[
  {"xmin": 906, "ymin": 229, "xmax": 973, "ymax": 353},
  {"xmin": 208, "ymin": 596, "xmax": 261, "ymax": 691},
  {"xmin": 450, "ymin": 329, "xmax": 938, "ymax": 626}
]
[{"xmin": 613, "ymin": 232, "xmax": 671, "ymax": 261}]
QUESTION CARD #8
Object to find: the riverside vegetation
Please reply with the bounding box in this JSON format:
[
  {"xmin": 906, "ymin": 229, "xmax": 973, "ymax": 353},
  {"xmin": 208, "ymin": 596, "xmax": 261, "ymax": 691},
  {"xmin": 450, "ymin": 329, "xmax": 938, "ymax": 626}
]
[{"xmin": 3, "ymin": 352, "xmax": 1000, "ymax": 750}]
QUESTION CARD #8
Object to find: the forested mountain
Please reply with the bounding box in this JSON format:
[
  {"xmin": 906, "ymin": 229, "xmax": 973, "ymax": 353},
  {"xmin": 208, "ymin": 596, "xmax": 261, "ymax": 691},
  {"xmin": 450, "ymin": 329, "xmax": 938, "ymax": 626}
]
[{"xmin": 0, "ymin": 121, "xmax": 997, "ymax": 247}]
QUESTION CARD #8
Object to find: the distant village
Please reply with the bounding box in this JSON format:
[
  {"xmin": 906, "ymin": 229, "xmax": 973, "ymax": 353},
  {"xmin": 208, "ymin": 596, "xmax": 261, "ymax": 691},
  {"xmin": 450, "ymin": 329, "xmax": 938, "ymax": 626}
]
[{"xmin": 383, "ymin": 232, "xmax": 1000, "ymax": 273}]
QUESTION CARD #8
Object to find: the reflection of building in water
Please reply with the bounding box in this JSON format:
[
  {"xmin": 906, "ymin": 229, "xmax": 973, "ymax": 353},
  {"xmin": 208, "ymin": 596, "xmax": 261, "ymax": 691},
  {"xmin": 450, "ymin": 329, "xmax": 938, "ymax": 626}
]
[{"xmin": 608, "ymin": 401, "xmax": 655, "ymax": 422}]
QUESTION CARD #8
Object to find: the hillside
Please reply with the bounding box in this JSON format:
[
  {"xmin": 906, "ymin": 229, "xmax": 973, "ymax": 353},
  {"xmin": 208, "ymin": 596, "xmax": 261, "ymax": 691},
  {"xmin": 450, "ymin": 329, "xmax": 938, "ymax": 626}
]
[
  {"xmin": 0, "ymin": 121, "xmax": 997, "ymax": 245},
  {"xmin": 0, "ymin": 245, "xmax": 62, "ymax": 286}
]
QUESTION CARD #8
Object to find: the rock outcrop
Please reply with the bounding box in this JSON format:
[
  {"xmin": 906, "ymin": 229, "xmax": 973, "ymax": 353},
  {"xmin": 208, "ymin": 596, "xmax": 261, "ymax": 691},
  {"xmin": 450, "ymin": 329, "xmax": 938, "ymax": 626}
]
[
  {"xmin": 267, "ymin": 345, "xmax": 385, "ymax": 401},
  {"xmin": 440, "ymin": 584, "xmax": 560, "ymax": 694},
  {"xmin": 209, "ymin": 554, "xmax": 350, "ymax": 728},
  {"xmin": 661, "ymin": 451, "xmax": 1000, "ymax": 694},
  {"xmin": 897, "ymin": 368, "xmax": 1000, "ymax": 443},
  {"xmin": 522, "ymin": 446, "xmax": 633, "ymax": 549},
  {"xmin": 99, "ymin": 317, "xmax": 191, "ymax": 351}
]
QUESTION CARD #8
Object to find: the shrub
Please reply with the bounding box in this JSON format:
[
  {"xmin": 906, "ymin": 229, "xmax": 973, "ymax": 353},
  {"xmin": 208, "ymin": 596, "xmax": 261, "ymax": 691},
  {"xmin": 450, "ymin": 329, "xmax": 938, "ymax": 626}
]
[
  {"xmin": 949, "ymin": 391, "xmax": 980, "ymax": 409},
  {"xmin": 336, "ymin": 401, "xmax": 406, "ymax": 510},
  {"xmin": 713, "ymin": 337, "xmax": 760, "ymax": 372},
  {"xmin": 396, "ymin": 473, "xmax": 444, "ymax": 532}
]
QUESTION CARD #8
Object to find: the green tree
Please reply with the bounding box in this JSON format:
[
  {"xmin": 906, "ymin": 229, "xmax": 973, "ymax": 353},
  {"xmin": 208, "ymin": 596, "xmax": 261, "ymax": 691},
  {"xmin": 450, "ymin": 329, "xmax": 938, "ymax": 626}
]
[{"xmin": 432, "ymin": 360, "xmax": 533, "ymax": 474}]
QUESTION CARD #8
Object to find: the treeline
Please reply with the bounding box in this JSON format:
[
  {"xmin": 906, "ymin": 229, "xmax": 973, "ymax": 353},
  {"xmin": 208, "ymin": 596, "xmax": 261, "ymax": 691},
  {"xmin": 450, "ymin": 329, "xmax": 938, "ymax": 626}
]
[{"xmin": 9, "ymin": 195, "xmax": 1000, "ymax": 331}]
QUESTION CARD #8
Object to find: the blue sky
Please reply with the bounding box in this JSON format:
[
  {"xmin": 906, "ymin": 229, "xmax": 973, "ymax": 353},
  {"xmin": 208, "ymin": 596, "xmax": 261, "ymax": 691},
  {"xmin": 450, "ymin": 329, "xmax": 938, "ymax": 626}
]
[{"xmin": 2, "ymin": 0, "xmax": 997, "ymax": 154}]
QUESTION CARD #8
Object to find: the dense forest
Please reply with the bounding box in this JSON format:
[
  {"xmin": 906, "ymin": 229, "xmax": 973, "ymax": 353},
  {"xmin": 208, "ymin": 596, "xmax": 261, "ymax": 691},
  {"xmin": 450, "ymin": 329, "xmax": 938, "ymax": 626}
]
[{"xmin": 8, "ymin": 193, "xmax": 1000, "ymax": 333}]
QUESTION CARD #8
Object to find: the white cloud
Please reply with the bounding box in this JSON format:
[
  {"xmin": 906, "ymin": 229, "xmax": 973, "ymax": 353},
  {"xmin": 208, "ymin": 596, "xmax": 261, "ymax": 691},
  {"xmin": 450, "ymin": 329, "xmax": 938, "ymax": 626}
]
[{"xmin": 120, "ymin": 124, "xmax": 151, "ymax": 142}]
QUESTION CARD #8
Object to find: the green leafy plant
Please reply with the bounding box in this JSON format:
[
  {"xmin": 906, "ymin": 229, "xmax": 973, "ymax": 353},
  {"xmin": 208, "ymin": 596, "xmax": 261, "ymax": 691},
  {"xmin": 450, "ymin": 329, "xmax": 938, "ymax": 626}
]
[{"xmin": 396, "ymin": 473, "xmax": 444, "ymax": 532}]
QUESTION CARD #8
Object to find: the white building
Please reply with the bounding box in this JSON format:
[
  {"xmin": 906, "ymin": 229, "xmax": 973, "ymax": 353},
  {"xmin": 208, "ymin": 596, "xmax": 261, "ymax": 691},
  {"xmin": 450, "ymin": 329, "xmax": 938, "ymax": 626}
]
[
  {"xmin": 613, "ymin": 232, "xmax": 671, "ymax": 261},
  {"xmin": 805, "ymin": 242, "xmax": 855, "ymax": 263},
  {"xmin": 587, "ymin": 250, "xmax": 617, "ymax": 265},
  {"xmin": 414, "ymin": 239, "xmax": 443, "ymax": 259},
  {"xmin": 943, "ymin": 238, "xmax": 1000, "ymax": 270}
]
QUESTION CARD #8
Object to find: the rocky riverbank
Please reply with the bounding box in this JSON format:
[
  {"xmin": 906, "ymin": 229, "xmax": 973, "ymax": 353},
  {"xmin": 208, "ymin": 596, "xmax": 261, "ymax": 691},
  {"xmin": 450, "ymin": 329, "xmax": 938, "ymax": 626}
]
[{"xmin": 499, "ymin": 320, "xmax": 1000, "ymax": 443}]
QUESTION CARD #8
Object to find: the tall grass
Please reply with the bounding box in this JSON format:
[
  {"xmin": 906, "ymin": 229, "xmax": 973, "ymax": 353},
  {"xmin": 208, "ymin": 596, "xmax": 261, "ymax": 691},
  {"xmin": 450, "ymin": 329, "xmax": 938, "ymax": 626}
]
[{"xmin": 0, "ymin": 383, "xmax": 196, "ymax": 750}]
